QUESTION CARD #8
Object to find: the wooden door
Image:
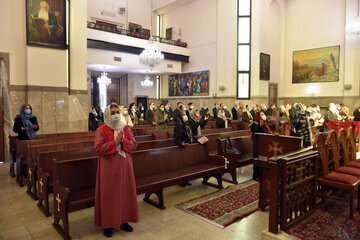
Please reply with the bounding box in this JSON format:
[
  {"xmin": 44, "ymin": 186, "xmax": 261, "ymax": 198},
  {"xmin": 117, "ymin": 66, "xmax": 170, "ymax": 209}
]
[
  {"xmin": 107, "ymin": 78, "xmax": 120, "ymax": 105},
  {"xmin": 268, "ymin": 83, "xmax": 278, "ymax": 106}
]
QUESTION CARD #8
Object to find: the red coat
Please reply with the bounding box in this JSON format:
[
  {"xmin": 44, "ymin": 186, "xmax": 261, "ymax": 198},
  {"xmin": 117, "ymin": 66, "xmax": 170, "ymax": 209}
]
[{"xmin": 94, "ymin": 124, "xmax": 138, "ymax": 230}]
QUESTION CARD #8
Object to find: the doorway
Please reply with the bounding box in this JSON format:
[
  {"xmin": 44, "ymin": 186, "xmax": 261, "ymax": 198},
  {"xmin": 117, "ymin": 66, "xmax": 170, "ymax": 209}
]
[{"xmin": 268, "ymin": 83, "xmax": 278, "ymax": 106}]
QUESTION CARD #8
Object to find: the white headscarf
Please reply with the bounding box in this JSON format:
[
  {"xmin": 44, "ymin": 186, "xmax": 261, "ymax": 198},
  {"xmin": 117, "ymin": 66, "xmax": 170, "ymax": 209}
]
[{"xmin": 104, "ymin": 103, "xmax": 126, "ymax": 158}]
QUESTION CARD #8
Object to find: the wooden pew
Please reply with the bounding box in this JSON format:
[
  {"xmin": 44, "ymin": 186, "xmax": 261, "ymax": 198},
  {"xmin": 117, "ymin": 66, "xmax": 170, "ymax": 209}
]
[
  {"xmin": 134, "ymin": 134, "xmax": 153, "ymax": 142},
  {"xmin": 132, "ymin": 143, "xmax": 226, "ymax": 209},
  {"xmin": 37, "ymin": 147, "xmax": 96, "ymax": 216},
  {"xmin": 26, "ymin": 140, "xmax": 95, "ymax": 200},
  {"xmin": 15, "ymin": 136, "xmax": 94, "ymax": 186},
  {"xmin": 52, "ymin": 156, "xmax": 98, "ymax": 240},
  {"xmin": 204, "ymin": 130, "xmax": 252, "ymax": 155},
  {"xmin": 216, "ymin": 135, "xmax": 253, "ymax": 184},
  {"xmin": 136, "ymin": 139, "xmax": 175, "ymax": 151},
  {"xmin": 9, "ymin": 131, "xmax": 95, "ymax": 177}
]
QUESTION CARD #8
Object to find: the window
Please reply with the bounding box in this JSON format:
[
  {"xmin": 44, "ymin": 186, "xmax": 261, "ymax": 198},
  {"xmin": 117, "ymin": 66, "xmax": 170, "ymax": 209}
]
[
  {"xmin": 156, "ymin": 15, "xmax": 161, "ymax": 38},
  {"xmin": 156, "ymin": 75, "xmax": 160, "ymax": 100},
  {"xmin": 237, "ymin": 0, "xmax": 251, "ymax": 99}
]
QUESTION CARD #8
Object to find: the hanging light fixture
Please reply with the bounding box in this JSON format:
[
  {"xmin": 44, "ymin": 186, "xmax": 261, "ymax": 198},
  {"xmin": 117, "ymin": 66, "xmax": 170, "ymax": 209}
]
[
  {"xmin": 346, "ymin": 0, "xmax": 360, "ymax": 35},
  {"xmin": 141, "ymin": 75, "xmax": 154, "ymax": 88},
  {"xmin": 97, "ymin": 70, "xmax": 111, "ymax": 112},
  {"xmin": 97, "ymin": 71, "xmax": 111, "ymax": 86},
  {"xmin": 139, "ymin": 35, "xmax": 164, "ymax": 70}
]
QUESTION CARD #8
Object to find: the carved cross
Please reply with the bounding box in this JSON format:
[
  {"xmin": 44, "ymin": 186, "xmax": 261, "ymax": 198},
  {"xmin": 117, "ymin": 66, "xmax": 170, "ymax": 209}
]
[
  {"xmin": 269, "ymin": 141, "xmax": 283, "ymax": 158},
  {"xmin": 224, "ymin": 158, "xmax": 229, "ymax": 169},
  {"xmin": 39, "ymin": 178, "xmax": 44, "ymax": 193},
  {"xmin": 56, "ymin": 193, "xmax": 61, "ymax": 212},
  {"xmin": 28, "ymin": 168, "xmax": 32, "ymax": 181}
]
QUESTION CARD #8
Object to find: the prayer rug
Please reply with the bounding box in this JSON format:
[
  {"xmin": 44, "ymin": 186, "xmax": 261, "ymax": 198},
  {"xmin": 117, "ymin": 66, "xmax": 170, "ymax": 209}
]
[
  {"xmin": 286, "ymin": 196, "xmax": 360, "ymax": 240},
  {"xmin": 175, "ymin": 180, "xmax": 259, "ymax": 228}
]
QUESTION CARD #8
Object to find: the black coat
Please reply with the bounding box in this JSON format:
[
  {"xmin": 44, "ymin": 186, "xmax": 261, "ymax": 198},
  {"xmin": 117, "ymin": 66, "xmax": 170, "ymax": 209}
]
[
  {"xmin": 212, "ymin": 107, "xmax": 219, "ymax": 119},
  {"xmin": 354, "ymin": 109, "xmax": 360, "ymax": 121},
  {"xmin": 174, "ymin": 124, "xmax": 197, "ymax": 147},
  {"xmin": 188, "ymin": 117, "xmax": 207, "ymax": 136},
  {"xmin": 13, "ymin": 116, "xmax": 40, "ymax": 140},
  {"xmin": 231, "ymin": 107, "xmax": 238, "ymax": 120}
]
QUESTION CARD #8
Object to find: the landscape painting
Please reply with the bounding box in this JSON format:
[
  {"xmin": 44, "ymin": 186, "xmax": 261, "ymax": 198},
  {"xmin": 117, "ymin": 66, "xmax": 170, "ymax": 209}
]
[
  {"xmin": 168, "ymin": 71, "xmax": 209, "ymax": 96},
  {"xmin": 26, "ymin": 0, "xmax": 66, "ymax": 49},
  {"xmin": 292, "ymin": 45, "xmax": 340, "ymax": 83}
]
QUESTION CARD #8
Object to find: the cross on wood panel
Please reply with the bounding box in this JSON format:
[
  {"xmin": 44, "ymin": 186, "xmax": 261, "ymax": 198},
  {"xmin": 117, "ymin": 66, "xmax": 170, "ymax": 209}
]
[{"xmin": 56, "ymin": 193, "xmax": 61, "ymax": 212}]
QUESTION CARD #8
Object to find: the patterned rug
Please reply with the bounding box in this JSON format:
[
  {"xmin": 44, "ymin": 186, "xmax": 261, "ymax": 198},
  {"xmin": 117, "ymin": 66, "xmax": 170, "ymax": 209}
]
[
  {"xmin": 175, "ymin": 180, "xmax": 259, "ymax": 228},
  {"xmin": 286, "ymin": 195, "xmax": 360, "ymax": 240}
]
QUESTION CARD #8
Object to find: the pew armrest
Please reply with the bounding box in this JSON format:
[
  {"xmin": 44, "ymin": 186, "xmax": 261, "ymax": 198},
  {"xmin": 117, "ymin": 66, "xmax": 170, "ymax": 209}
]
[{"xmin": 208, "ymin": 155, "xmax": 226, "ymax": 166}]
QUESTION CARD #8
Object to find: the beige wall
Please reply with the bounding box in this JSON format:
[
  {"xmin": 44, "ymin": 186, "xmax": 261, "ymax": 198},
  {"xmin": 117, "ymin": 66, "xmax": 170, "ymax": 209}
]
[{"xmin": 0, "ymin": 0, "xmax": 88, "ymax": 134}]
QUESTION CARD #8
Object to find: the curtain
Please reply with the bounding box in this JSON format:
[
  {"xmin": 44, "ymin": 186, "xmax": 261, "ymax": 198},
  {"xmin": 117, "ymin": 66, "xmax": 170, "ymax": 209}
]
[{"xmin": 1, "ymin": 59, "xmax": 12, "ymax": 162}]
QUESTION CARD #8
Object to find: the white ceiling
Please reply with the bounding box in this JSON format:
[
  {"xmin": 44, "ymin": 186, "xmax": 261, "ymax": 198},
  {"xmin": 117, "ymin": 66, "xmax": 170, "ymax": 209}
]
[{"xmin": 87, "ymin": 63, "xmax": 171, "ymax": 77}]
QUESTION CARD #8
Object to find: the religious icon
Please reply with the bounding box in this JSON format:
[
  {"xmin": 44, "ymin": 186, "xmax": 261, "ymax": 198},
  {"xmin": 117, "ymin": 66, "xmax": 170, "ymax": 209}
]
[
  {"xmin": 260, "ymin": 53, "xmax": 270, "ymax": 81},
  {"xmin": 26, "ymin": 0, "xmax": 67, "ymax": 49}
]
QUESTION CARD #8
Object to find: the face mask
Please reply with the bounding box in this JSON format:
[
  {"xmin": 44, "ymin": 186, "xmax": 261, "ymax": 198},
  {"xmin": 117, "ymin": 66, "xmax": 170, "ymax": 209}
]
[
  {"xmin": 132, "ymin": 108, "xmax": 136, "ymax": 112},
  {"xmin": 111, "ymin": 114, "xmax": 120, "ymax": 123},
  {"xmin": 224, "ymin": 106, "xmax": 227, "ymax": 109},
  {"xmin": 182, "ymin": 115, "xmax": 188, "ymax": 122},
  {"xmin": 24, "ymin": 109, "xmax": 31, "ymax": 115},
  {"xmin": 160, "ymin": 108, "xmax": 164, "ymax": 111},
  {"xmin": 124, "ymin": 111, "xmax": 128, "ymax": 115},
  {"xmin": 189, "ymin": 106, "xmax": 194, "ymax": 109},
  {"xmin": 179, "ymin": 105, "xmax": 183, "ymax": 110},
  {"xmin": 183, "ymin": 107, "xmax": 187, "ymax": 111},
  {"xmin": 247, "ymin": 108, "xmax": 250, "ymax": 111},
  {"xmin": 261, "ymin": 115, "xmax": 266, "ymax": 121}
]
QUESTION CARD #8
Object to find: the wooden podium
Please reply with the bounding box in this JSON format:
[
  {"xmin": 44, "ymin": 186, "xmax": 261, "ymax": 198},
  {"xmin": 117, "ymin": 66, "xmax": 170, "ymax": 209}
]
[{"xmin": 253, "ymin": 133, "xmax": 303, "ymax": 210}]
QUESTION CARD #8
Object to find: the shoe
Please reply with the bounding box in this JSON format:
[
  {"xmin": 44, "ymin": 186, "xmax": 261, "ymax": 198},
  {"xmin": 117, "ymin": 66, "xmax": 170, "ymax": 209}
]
[
  {"xmin": 179, "ymin": 183, "xmax": 186, "ymax": 187},
  {"xmin": 185, "ymin": 182, "xmax": 192, "ymax": 186},
  {"xmin": 103, "ymin": 228, "xmax": 113, "ymax": 238},
  {"xmin": 121, "ymin": 223, "xmax": 133, "ymax": 232}
]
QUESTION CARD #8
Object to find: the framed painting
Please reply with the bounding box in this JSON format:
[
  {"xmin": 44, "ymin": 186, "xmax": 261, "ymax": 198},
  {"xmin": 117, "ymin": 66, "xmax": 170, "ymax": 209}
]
[
  {"xmin": 168, "ymin": 71, "xmax": 209, "ymax": 97},
  {"xmin": 166, "ymin": 28, "xmax": 172, "ymax": 40},
  {"xmin": 260, "ymin": 53, "xmax": 270, "ymax": 81},
  {"xmin": 292, "ymin": 45, "xmax": 340, "ymax": 83},
  {"xmin": 26, "ymin": 0, "xmax": 67, "ymax": 49}
]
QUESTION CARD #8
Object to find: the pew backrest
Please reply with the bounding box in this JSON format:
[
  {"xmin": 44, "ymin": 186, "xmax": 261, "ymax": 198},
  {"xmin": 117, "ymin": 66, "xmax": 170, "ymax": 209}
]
[
  {"xmin": 53, "ymin": 156, "xmax": 98, "ymax": 192},
  {"xmin": 131, "ymin": 144, "xmax": 209, "ymax": 179}
]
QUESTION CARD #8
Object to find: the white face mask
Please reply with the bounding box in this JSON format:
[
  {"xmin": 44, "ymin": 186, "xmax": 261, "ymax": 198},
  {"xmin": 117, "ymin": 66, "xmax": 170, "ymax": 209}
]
[
  {"xmin": 189, "ymin": 106, "xmax": 194, "ymax": 109},
  {"xmin": 182, "ymin": 115, "xmax": 188, "ymax": 122},
  {"xmin": 160, "ymin": 108, "xmax": 164, "ymax": 111},
  {"xmin": 224, "ymin": 106, "xmax": 227, "ymax": 109},
  {"xmin": 124, "ymin": 111, "xmax": 128, "ymax": 115},
  {"xmin": 24, "ymin": 109, "xmax": 31, "ymax": 115},
  {"xmin": 111, "ymin": 114, "xmax": 121, "ymax": 123},
  {"xmin": 261, "ymin": 115, "xmax": 266, "ymax": 121},
  {"xmin": 183, "ymin": 107, "xmax": 187, "ymax": 111}
]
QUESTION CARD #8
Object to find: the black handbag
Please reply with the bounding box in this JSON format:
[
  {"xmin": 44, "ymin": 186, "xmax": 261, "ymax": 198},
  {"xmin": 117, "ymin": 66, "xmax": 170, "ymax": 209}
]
[{"xmin": 224, "ymin": 136, "xmax": 242, "ymax": 155}]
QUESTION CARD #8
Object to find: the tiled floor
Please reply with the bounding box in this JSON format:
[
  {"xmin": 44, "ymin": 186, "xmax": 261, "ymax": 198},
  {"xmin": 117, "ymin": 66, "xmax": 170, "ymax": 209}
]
[{"xmin": 0, "ymin": 162, "xmax": 269, "ymax": 240}]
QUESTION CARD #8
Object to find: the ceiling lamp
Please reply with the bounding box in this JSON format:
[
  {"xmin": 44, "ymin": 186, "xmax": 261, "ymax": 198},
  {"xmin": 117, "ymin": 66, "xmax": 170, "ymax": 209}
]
[
  {"xmin": 97, "ymin": 71, "xmax": 111, "ymax": 86},
  {"xmin": 139, "ymin": 36, "xmax": 164, "ymax": 70},
  {"xmin": 141, "ymin": 75, "xmax": 154, "ymax": 88},
  {"xmin": 346, "ymin": 0, "xmax": 360, "ymax": 35}
]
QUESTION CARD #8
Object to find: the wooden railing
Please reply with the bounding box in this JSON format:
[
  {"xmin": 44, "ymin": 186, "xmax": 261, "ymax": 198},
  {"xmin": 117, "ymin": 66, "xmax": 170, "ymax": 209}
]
[{"xmin": 268, "ymin": 148, "xmax": 318, "ymax": 233}]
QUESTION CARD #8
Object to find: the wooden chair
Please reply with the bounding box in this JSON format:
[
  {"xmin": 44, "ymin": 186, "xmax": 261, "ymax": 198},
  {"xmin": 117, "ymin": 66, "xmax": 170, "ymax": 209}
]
[{"xmin": 314, "ymin": 132, "xmax": 360, "ymax": 219}]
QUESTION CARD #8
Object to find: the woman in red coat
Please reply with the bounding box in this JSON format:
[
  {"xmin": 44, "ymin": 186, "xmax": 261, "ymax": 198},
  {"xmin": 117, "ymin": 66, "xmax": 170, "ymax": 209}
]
[{"xmin": 94, "ymin": 103, "xmax": 138, "ymax": 238}]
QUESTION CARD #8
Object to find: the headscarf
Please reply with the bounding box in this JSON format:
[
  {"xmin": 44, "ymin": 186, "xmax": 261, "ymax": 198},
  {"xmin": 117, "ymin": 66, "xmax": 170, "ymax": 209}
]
[
  {"xmin": 103, "ymin": 103, "xmax": 126, "ymax": 158},
  {"xmin": 16, "ymin": 104, "xmax": 37, "ymax": 140},
  {"xmin": 295, "ymin": 103, "xmax": 305, "ymax": 114},
  {"xmin": 190, "ymin": 108, "xmax": 201, "ymax": 136}
]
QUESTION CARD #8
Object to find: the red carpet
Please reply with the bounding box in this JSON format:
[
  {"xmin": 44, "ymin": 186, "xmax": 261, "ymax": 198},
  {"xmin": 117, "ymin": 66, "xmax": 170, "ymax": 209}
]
[
  {"xmin": 175, "ymin": 180, "xmax": 259, "ymax": 228},
  {"xmin": 286, "ymin": 193, "xmax": 360, "ymax": 240}
]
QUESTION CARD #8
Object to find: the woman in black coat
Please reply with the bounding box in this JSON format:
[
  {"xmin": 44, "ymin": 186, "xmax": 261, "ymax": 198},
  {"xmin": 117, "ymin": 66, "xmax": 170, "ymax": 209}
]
[
  {"xmin": 13, "ymin": 104, "xmax": 39, "ymax": 140},
  {"xmin": 188, "ymin": 108, "xmax": 209, "ymax": 136}
]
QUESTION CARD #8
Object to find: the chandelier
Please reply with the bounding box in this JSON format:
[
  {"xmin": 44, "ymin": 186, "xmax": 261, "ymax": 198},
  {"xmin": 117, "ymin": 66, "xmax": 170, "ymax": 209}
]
[
  {"xmin": 141, "ymin": 75, "xmax": 154, "ymax": 88},
  {"xmin": 97, "ymin": 71, "xmax": 111, "ymax": 86},
  {"xmin": 139, "ymin": 36, "xmax": 164, "ymax": 70},
  {"xmin": 346, "ymin": 0, "xmax": 360, "ymax": 35}
]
